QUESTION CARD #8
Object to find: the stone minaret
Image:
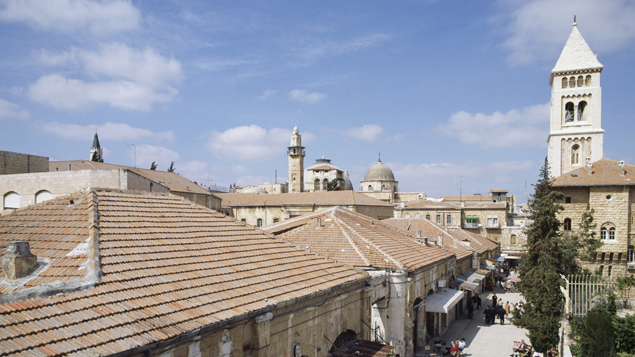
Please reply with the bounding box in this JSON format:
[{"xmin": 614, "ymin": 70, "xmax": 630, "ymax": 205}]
[
  {"xmin": 288, "ymin": 126, "xmax": 305, "ymax": 193},
  {"xmin": 548, "ymin": 19, "xmax": 604, "ymax": 177},
  {"xmin": 90, "ymin": 133, "xmax": 104, "ymax": 163}
]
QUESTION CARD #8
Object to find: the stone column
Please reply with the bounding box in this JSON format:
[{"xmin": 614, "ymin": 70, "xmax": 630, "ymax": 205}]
[{"xmin": 253, "ymin": 312, "xmax": 273, "ymax": 357}]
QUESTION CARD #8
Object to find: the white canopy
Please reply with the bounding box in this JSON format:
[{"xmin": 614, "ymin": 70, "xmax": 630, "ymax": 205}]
[
  {"xmin": 459, "ymin": 271, "xmax": 486, "ymax": 283},
  {"xmin": 425, "ymin": 288, "xmax": 464, "ymax": 314}
]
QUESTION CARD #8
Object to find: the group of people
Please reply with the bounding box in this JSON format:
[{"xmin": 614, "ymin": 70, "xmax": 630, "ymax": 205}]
[
  {"xmin": 484, "ymin": 293, "xmax": 511, "ymax": 324},
  {"xmin": 442, "ymin": 338, "xmax": 466, "ymax": 356}
]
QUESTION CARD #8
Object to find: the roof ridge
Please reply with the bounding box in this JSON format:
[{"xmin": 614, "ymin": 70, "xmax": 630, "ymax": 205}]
[
  {"xmin": 333, "ymin": 216, "xmax": 371, "ymax": 266},
  {"xmin": 334, "ymin": 213, "xmax": 404, "ymax": 269},
  {"xmin": 85, "ymin": 188, "xmax": 102, "ymax": 283}
]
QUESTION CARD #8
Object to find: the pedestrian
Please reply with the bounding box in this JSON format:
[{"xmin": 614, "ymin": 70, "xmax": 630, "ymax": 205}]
[
  {"xmin": 467, "ymin": 300, "xmax": 473, "ymax": 319},
  {"xmin": 476, "ymin": 295, "xmax": 482, "ymax": 309},
  {"xmin": 484, "ymin": 306, "xmax": 490, "ymax": 324},
  {"xmin": 487, "ymin": 305, "xmax": 496, "ymax": 324},
  {"xmin": 492, "ymin": 293, "xmax": 497, "ymax": 307},
  {"xmin": 497, "ymin": 304, "xmax": 505, "ymax": 325},
  {"xmin": 505, "ymin": 301, "xmax": 510, "ymax": 319}
]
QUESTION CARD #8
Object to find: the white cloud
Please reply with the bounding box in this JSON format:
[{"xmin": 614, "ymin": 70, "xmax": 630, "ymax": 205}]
[
  {"xmin": 0, "ymin": 99, "xmax": 29, "ymax": 120},
  {"xmin": 293, "ymin": 33, "xmax": 391, "ymax": 62},
  {"xmin": 344, "ymin": 124, "xmax": 384, "ymax": 142},
  {"xmin": 0, "ymin": 0, "xmax": 140, "ymax": 36},
  {"xmin": 235, "ymin": 175, "xmax": 271, "ymax": 188},
  {"xmin": 501, "ymin": 0, "xmax": 635, "ymax": 65},
  {"xmin": 437, "ymin": 103, "xmax": 549, "ymax": 148},
  {"xmin": 129, "ymin": 145, "xmax": 179, "ymax": 171},
  {"xmin": 40, "ymin": 121, "xmax": 174, "ymax": 141},
  {"xmin": 289, "ymin": 89, "xmax": 326, "ymax": 103},
  {"xmin": 209, "ymin": 125, "xmax": 307, "ymax": 162},
  {"xmin": 28, "ymin": 43, "xmax": 182, "ymax": 111},
  {"xmin": 257, "ymin": 89, "xmax": 277, "ymax": 100}
]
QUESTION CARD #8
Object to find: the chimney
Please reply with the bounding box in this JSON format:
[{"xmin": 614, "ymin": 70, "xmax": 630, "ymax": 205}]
[
  {"xmin": 416, "ymin": 229, "xmax": 422, "ymax": 238},
  {"xmin": 619, "ymin": 160, "xmax": 626, "ymax": 176},
  {"xmin": 438, "ymin": 233, "xmax": 443, "ymax": 246},
  {"xmin": 2, "ymin": 242, "xmax": 38, "ymax": 281},
  {"xmin": 585, "ymin": 157, "xmax": 593, "ymax": 174},
  {"xmin": 316, "ymin": 218, "xmax": 322, "ymax": 228},
  {"xmin": 423, "ymin": 237, "xmax": 429, "ymax": 245}
]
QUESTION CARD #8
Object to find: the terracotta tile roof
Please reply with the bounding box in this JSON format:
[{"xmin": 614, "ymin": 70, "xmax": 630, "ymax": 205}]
[
  {"xmin": 264, "ymin": 208, "xmax": 455, "ymax": 271},
  {"xmin": 0, "ymin": 189, "xmax": 367, "ymax": 356},
  {"xmin": 216, "ymin": 191, "xmax": 393, "ymax": 209},
  {"xmin": 440, "ymin": 195, "xmax": 493, "ymax": 201},
  {"xmin": 382, "ymin": 219, "xmax": 472, "ymax": 260},
  {"xmin": 402, "ymin": 200, "xmax": 459, "ymax": 209},
  {"xmin": 50, "ymin": 160, "xmax": 217, "ymax": 197},
  {"xmin": 552, "ymin": 159, "xmax": 635, "ymax": 187},
  {"xmin": 449, "ymin": 229, "xmax": 499, "ymax": 251}
]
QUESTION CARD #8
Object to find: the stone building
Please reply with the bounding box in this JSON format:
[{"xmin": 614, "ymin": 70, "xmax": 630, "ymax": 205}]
[
  {"xmin": 0, "ymin": 189, "xmax": 382, "ymax": 357},
  {"xmin": 265, "ymin": 207, "xmax": 459, "ymax": 356},
  {"xmin": 0, "ymin": 150, "xmax": 49, "ymax": 175},
  {"xmin": 552, "ymin": 159, "xmax": 635, "ymax": 276},
  {"xmin": 304, "ymin": 154, "xmax": 352, "ymax": 192},
  {"xmin": 548, "ymin": 20, "xmax": 604, "ymax": 178},
  {"xmin": 359, "ymin": 157, "xmax": 399, "ymax": 203},
  {"xmin": 216, "ymin": 190, "xmax": 394, "ymax": 227}
]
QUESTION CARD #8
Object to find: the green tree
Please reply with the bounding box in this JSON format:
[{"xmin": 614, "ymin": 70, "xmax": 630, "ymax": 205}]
[
  {"xmin": 580, "ymin": 311, "xmax": 616, "ymax": 357},
  {"xmin": 615, "ymin": 275, "xmax": 635, "ymax": 309},
  {"xmin": 167, "ymin": 161, "xmax": 175, "ymax": 172},
  {"xmin": 326, "ymin": 178, "xmax": 341, "ymax": 191},
  {"xmin": 513, "ymin": 158, "xmax": 566, "ymax": 353},
  {"xmin": 150, "ymin": 161, "xmax": 158, "ymax": 170},
  {"xmin": 560, "ymin": 204, "xmax": 602, "ymax": 275}
]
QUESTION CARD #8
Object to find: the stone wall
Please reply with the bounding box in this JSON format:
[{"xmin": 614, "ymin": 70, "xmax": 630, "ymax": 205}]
[
  {"xmin": 1, "ymin": 170, "xmax": 169, "ymax": 215},
  {"xmin": 0, "ymin": 150, "xmax": 49, "ymax": 175}
]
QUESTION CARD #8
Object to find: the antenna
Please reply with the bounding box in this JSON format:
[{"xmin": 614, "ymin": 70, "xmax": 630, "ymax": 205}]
[{"xmin": 129, "ymin": 144, "xmax": 145, "ymax": 168}]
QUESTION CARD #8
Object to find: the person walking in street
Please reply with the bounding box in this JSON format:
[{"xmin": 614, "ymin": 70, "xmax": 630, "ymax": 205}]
[
  {"xmin": 484, "ymin": 306, "xmax": 490, "ymax": 324},
  {"xmin": 476, "ymin": 295, "xmax": 481, "ymax": 309},
  {"xmin": 467, "ymin": 300, "xmax": 473, "ymax": 319},
  {"xmin": 497, "ymin": 304, "xmax": 505, "ymax": 325},
  {"xmin": 504, "ymin": 301, "xmax": 510, "ymax": 319},
  {"xmin": 487, "ymin": 305, "xmax": 496, "ymax": 324},
  {"xmin": 492, "ymin": 293, "xmax": 497, "ymax": 307}
]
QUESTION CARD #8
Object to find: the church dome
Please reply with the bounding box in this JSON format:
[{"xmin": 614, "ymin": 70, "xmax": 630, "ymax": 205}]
[{"xmin": 363, "ymin": 160, "xmax": 395, "ymax": 181}]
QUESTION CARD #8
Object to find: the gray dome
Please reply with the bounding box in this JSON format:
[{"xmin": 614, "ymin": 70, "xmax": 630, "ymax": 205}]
[
  {"xmin": 343, "ymin": 170, "xmax": 353, "ymax": 190},
  {"xmin": 363, "ymin": 160, "xmax": 395, "ymax": 181}
]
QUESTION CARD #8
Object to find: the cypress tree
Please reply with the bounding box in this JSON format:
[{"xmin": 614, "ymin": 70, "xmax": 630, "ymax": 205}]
[{"xmin": 513, "ymin": 158, "xmax": 566, "ymax": 353}]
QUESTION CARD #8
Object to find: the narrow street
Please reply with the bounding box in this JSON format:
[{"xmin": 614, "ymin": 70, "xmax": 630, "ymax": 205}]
[{"xmin": 423, "ymin": 288, "xmax": 531, "ymax": 357}]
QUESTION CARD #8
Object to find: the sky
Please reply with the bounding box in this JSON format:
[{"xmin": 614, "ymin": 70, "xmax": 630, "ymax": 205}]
[{"xmin": 2, "ymin": 0, "xmax": 635, "ymax": 202}]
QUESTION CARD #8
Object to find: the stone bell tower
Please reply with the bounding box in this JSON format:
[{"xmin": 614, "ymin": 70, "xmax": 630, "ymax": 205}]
[
  {"xmin": 547, "ymin": 19, "xmax": 604, "ymax": 177},
  {"xmin": 288, "ymin": 126, "xmax": 305, "ymax": 192}
]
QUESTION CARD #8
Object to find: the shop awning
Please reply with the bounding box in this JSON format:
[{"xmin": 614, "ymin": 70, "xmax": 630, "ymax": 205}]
[
  {"xmin": 449, "ymin": 279, "xmax": 479, "ymax": 291},
  {"xmin": 425, "ymin": 288, "xmax": 465, "ymax": 314},
  {"xmin": 481, "ymin": 265, "xmax": 496, "ymax": 271},
  {"xmin": 475, "ymin": 268, "xmax": 491, "ymax": 275},
  {"xmin": 492, "ymin": 255, "xmax": 505, "ymax": 263},
  {"xmin": 459, "ymin": 270, "xmax": 486, "ymax": 282}
]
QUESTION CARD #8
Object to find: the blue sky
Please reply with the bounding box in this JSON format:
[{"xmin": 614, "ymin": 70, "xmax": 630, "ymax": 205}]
[{"xmin": 2, "ymin": 0, "xmax": 635, "ymax": 201}]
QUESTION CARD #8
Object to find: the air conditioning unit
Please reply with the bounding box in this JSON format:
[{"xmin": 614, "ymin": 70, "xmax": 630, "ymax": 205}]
[
  {"xmin": 438, "ymin": 280, "xmax": 446, "ymax": 288},
  {"xmin": 628, "ymin": 262, "xmax": 635, "ymax": 271}
]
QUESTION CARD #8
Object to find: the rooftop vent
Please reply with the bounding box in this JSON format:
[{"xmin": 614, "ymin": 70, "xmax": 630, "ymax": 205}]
[{"xmin": 2, "ymin": 242, "xmax": 37, "ymax": 281}]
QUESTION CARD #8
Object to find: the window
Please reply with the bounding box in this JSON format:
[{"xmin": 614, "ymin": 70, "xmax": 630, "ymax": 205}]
[
  {"xmin": 273, "ymin": 218, "xmax": 279, "ymax": 223},
  {"xmin": 571, "ymin": 144, "xmax": 580, "ymax": 165},
  {"xmin": 609, "ymin": 227, "xmax": 615, "ymax": 240},
  {"xmin": 577, "ymin": 76, "xmax": 584, "ymax": 87},
  {"xmin": 569, "ymin": 77, "xmax": 576, "ymax": 88},
  {"xmin": 447, "ymin": 215, "xmax": 452, "ymax": 224},
  {"xmin": 415, "ymin": 214, "xmax": 420, "ymax": 219},
  {"xmin": 609, "ymin": 253, "xmax": 614, "ymax": 263},
  {"xmin": 563, "ymin": 218, "xmax": 572, "ymax": 231},
  {"xmin": 599, "ymin": 266, "xmax": 604, "ymax": 276},
  {"xmin": 577, "ymin": 101, "xmax": 587, "ymax": 121},
  {"xmin": 35, "ymin": 190, "xmax": 52, "ymax": 204},
  {"xmin": 628, "ymin": 246, "xmax": 634, "ymax": 262},
  {"xmin": 256, "ymin": 218, "xmax": 263, "ymax": 227},
  {"xmin": 565, "ymin": 102, "xmax": 574, "ymax": 122},
  {"xmin": 240, "ymin": 218, "xmax": 246, "ymax": 224},
  {"xmin": 601, "ymin": 227, "xmax": 607, "ymax": 240},
  {"xmin": 405, "ymin": 214, "xmax": 411, "ymax": 219},
  {"xmin": 608, "ymin": 266, "xmax": 613, "ymax": 277},
  {"xmin": 3, "ymin": 192, "xmax": 19, "ymax": 209},
  {"xmin": 562, "ymin": 77, "xmax": 568, "ymax": 88},
  {"xmin": 487, "ymin": 216, "xmax": 492, "ymax": 226},
  {"xmin": 436, "ymin": 215, "xmax": 441, "ymax": 224},
  {"xmin": 368, "ymin": 185, "xmax": 373, "ymax": 191},
  {"xmin": 585, "ymin": 75, "xmax": 592, "ymax": 86},
  {"xmin": 601, "ymin": 224, "xmax": 616, "ymax": 240},
  {"xmin": 426, "ymin": 214, "xmax": 431, "ymax": 220},
  {"xmin": 601, "ymin": 253, "xmax": 606, "ymax": 263},
  {"xmin": 381, "ymin": 185, "xmax": 386, "ymax": 191},
  {"xmin": 314, "ymin": 178, "xmax": 321, "ymax": 191},
  {"xmin": 511, "ymin": 235, "xmax": 517, "ymax": 245},
  {"xmin": 565, "ymin": 197, "xmax": 572, "ymax": 203},
  {"xmin": 493, "ymin": 215, "xmax": 498, "ymax": 226}
]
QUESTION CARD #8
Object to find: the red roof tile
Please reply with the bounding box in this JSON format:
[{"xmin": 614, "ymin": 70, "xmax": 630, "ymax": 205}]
[{"xmin": 552, "ymin": 159, "xmax": 635, "ymax": 187}]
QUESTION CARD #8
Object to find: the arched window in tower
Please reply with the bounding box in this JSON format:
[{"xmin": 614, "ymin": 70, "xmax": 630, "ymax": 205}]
[
  {"xmin": 314, "ymin": 178, "xmax": 320, "ymax": 191},
  {"xmin": 577, "ymin": 101, "xmax": 587, "ymax": 121},
  {"xmin": 564, "ymin": 218, "xmax": 572, "ymax": 231},
  {"xmin": 565, "ymin": 102, "xmax": 574, "ymax": 122},
  {"xmin": 569, "ymin": 77, "xmax": 576, "ymax": 88},
  {"xmin": 381, "ymin": 185, "xmax": 386, "ymax": 191},
  {"xmin": 601, "ymin": 227, "xmax": 607, "ymax": 240},
  {"xmin": 511, "ymin": 235, "xmax": 517, "ymax": 245},
  {"xmin": 562, "ymin": 77, "xmax": 568, "ymax": 88},
  {"xmin": 585, "ymin": 75, "xmax": 592, "ymax": 86},
  {"xmin": 571, "ymin": 144, "xmax": 580, "ymax": 165},
  {"xmin": 368, "ymin": 185, "xmax": 373, "ymax": 191},
  {"xmin": 577, "ymin": 76, "xmax": 584, "ymax": 87},
  {"xmin": 609, "ymin": 227, "xmax": 616, "ymax": 240},
  {"xmin": 322, "ymin": 178, "xmax": 328, "ymax": 190}
]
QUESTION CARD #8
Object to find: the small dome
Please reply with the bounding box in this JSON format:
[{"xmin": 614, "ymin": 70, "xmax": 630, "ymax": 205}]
[{"xmin": 363, "ymin": 160, "xmax": 395, "ymax": 181}]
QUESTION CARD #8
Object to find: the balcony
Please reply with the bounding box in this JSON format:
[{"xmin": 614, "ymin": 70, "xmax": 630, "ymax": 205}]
[{"xmin": 463, "ymin": 223, "xmax": 479, "ymax": 229}]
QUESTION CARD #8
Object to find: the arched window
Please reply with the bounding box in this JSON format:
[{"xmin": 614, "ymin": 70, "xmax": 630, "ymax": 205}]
[
  {"xmin": 511, "ymin": 235, "xmax": 517, "ymax": 245},
  {"xmin": 314, "ymin": 178, "xmax": 320, "ymax": 191},
  {"xmin": 256, "ymin": 218, "xmax": 263, "ymax": 227},
  {"xmin": 563, "ymin": 218, "xmax": 572, "ymax": 231},
  {"xmin": 601, "ymin": 227, "xmax": 607, "ymax": 240},
  {"xmin": 577, "ymin": 76, "xmax": 584, "ymax": 87},
  {"xmin": 562, "ymin": 77, "xmax": 568, "ymax": 88},
  {"xmin": 35, "ymin": 190, "xmax": 52, "ymax": 204},
  {"xmin": 571, "ymin": 144, "xmax": 580, "ymax": 165},
  {"xmin": 381, "ymin": 185, "xmax": 386, "ymax": 191},
  {"xmin": 585, "ymin": 75, "xmax": 592, "ymax": 86},
  {"xmin": 565, "ymin": 102, "xmax": 574, "ymax": 122},
  {"xmin": 577, "ymin": 101, "xmax": 587, "ymax": 121},
  {"xmin": 3, "ymin": 192, "xmax": 19, "ymax": 209},
  {"xmin": 609, "ymin": 227, "xmax": 615, "ymax": 240},
  {"xmin": 569, "ymin": 77, "xmax": 576, "ymax": 88},
  {"xmin": 368, "ymin": 185, "xmax": 372, "ymax": 191},
  {"xmin": 322, "ymin": 178, "xmax": 328, "ymax": 190}
]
